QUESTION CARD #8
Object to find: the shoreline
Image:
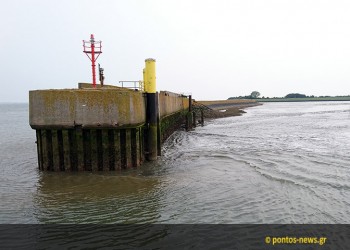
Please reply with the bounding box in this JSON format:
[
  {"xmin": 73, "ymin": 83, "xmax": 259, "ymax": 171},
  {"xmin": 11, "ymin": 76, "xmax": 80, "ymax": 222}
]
[
  {"xmin": 195, "ymin": 100, "xmax": 261, "ymax": 119},
  {"xmin": 254, "ymin": 97, "xmax": 350, "ymax": 102}
]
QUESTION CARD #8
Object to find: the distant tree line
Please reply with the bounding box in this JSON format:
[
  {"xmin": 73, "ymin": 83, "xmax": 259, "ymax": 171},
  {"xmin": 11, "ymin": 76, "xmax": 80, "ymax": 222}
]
[
  {"xmin": 228, "ymin": 91, "xmax": 261, "ymax": 100},
  {"xmin": 285, "ymin": 93, "xmax": 307, "ymax": 98},
  {"xmin": 228, "ymin": 92, "xmax": 350, "ymax": 100}
]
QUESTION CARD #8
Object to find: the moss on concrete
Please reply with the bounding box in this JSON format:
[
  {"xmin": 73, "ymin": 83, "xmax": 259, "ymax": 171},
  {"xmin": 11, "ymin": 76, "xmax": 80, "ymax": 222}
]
[
  {"xmin": 160, "ymin": 110, "xmax": 188, "ymax": 143},
  {"xmin": 30, "ymin": 89, "xmax": 146, "ymax": 129}
]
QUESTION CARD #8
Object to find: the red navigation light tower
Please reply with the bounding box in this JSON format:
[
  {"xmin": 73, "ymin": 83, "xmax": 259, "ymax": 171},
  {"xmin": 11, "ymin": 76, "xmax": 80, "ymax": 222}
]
[{"xmin": 83, "ymin": 34, "xmax": 102, "ymax": 88}]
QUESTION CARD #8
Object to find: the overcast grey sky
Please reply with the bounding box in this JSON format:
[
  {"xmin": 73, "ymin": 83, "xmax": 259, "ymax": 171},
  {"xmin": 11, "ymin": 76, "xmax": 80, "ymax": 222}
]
[{"xmin": 1, "ymin": 0, "xmax": 350, "ymax": 102}]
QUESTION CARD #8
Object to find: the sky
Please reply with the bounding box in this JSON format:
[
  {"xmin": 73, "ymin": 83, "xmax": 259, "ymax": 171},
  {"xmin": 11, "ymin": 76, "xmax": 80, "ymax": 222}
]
[{"xmin": 1, "ymin": 0, "xmax": 350, "ymax": 102}]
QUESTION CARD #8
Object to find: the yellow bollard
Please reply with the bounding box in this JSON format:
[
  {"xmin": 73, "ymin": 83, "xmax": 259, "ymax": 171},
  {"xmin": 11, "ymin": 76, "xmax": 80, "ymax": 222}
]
[
  {"xmin": 145, "ymin": 58, "xmax": 156, "ymax": 93},
  {"xmin": 144, "ymin": 58, "xmax": 158, "ymax": 161},
  {"xmin": 143, "ymin": 68, "xmax": 147, "ymax": 92}
]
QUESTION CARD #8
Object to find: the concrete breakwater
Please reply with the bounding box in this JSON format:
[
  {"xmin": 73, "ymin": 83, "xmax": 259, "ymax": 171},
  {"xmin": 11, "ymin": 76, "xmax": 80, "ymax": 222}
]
[
  {"xmin": 29, "ymin": 86, "xmax": 190, "ymax": 171},
  {"xmin": 29, "ymin": 57, "xmax": 258, "ymax": 171}
]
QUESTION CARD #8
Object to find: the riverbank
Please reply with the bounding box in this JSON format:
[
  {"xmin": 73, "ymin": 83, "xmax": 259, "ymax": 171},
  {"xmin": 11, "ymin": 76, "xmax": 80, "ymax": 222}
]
[
  {"xmin": 255, "ymin": 96, "xmax": 350, "ymax": 102},
  {"xmin": 195, "ymin": 99, "xmax": 261, "ymax": 119}
]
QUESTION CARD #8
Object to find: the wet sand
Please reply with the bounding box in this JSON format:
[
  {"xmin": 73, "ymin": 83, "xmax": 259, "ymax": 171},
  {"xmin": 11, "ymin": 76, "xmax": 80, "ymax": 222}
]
[{"xmin": 195, "ymin": 100, "xmax": 261, "ymax": 119}]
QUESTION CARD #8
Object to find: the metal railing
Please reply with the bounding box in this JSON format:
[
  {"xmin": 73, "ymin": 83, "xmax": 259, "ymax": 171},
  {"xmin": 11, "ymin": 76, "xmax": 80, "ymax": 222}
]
[{"xmin": 119, "ymin": 81, "xmax": 144, "ymax": 91}]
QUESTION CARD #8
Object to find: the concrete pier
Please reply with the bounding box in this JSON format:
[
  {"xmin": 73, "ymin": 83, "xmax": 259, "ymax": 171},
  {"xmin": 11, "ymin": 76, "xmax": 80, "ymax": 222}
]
[{"xmin": 29, "ymin": 87, "xmax": 190, "ymax": 171}]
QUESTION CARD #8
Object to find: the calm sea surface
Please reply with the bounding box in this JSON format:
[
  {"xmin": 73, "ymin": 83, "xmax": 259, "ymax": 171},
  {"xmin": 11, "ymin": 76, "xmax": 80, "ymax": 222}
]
[{"xmin": 1, "ymin": 102, "xmax": 350, "ymax": 224}]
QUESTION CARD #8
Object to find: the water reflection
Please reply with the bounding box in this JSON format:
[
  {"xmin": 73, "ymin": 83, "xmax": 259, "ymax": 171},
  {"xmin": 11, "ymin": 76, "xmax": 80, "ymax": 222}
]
[{"xmin": 34, "ymin": 171, "xmax": 163, "ymax": 223}]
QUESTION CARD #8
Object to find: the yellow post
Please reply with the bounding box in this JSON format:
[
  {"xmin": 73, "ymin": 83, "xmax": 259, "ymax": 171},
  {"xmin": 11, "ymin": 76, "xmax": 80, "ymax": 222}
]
[
  {"xmin": 143, "ymin": 68, "xmax": 147, "ymax": 92},
  {"xmin": 139, "ymin": 80, "xmax": 144, "ymax": 91},
  {"xmin": 145, "ymin": 58, "xmax": 156, "ymax": 93},
  {"xmin": 144, "ymin": 58, "xmax": 158, "ymax": 161}
]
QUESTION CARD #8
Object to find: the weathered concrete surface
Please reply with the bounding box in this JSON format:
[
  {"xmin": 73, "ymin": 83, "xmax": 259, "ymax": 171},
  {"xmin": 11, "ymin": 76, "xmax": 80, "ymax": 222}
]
[
  {"xmin": 30, "ymin": 86, "xmax": 192, "ymax": 171},
  {"xmin": 29, "ymin": 89, "xmax": 146, "ymax": 129},
  {"xmin": 159, "ymin": 91, "xmax": 189, "ymax": 118},
  {"xmin": 78, "ymin": 82, "xmax": 127, "ymax": 90}
]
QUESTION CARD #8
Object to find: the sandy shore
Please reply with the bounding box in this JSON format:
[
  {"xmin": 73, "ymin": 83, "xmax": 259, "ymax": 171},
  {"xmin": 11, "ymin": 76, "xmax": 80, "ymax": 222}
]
[{"xmin": 194, "ymin": 100, "xmax": 261, "ymax": 119}]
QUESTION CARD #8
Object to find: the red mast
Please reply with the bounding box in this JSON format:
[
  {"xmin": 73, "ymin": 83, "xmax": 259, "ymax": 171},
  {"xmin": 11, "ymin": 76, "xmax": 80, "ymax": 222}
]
[{"xmin": 83, "ymin": 34, "xmax": 102, "ymax": 88}]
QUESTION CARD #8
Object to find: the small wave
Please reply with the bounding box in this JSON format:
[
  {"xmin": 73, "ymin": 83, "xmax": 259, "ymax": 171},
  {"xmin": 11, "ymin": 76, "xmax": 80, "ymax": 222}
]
[{"xmin": 244, "ymin": 157, "xmax": 350, "ymax": 192}]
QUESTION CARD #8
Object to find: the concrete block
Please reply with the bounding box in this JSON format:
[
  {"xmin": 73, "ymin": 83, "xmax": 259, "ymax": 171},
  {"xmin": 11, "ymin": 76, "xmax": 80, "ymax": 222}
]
[
  {"xmin": 158, "ymin": 91, "xmax": 189, "ymax": 118},
  {"xmin": 29, "ymin": 89, "xmax": 146, "ymax": 129}
]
